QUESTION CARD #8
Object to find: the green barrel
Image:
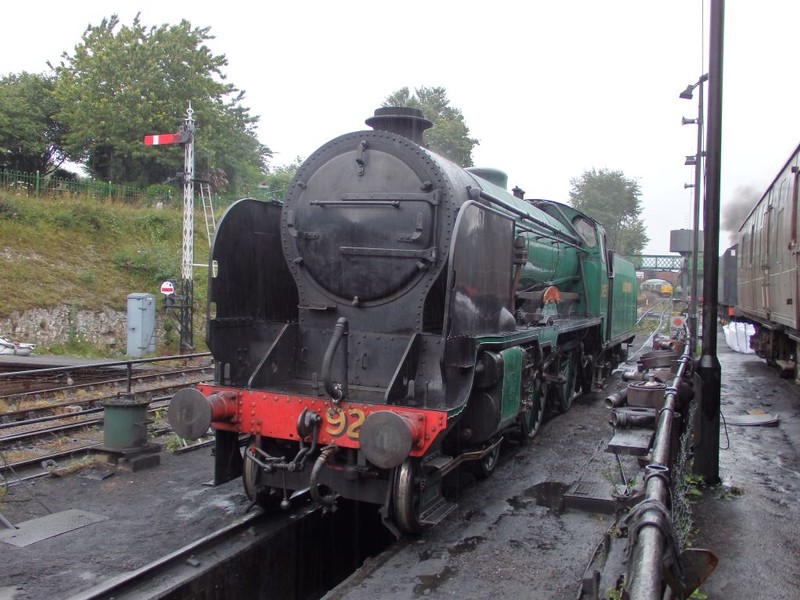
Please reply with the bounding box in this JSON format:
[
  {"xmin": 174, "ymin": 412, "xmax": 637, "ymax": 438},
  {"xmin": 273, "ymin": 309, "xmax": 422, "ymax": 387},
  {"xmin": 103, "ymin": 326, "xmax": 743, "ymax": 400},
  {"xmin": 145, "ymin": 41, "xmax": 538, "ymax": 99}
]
[{"xmin": 102, "ymin": 394, "xmax": 151, "ymax": 450}]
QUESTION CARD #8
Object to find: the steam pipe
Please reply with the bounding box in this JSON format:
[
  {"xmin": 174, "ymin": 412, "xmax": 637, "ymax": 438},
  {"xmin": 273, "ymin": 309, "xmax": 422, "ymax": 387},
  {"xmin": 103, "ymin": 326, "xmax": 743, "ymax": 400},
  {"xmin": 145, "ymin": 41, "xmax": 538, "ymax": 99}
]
[
  {"xmin": 604, "ymin": 389, "xmax": 628, "ymax": 409},
  {"xmin": 309, "ymin": 445, "xmax": 338, "ymax": 508},
  {"xmin": 322, "ymin": 317, "xmax": 349, "ymax": 401}
]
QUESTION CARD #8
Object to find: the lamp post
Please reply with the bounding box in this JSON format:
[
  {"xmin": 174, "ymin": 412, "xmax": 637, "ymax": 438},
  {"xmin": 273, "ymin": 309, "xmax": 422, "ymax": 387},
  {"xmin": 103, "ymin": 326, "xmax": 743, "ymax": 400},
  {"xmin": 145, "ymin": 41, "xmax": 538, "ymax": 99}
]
[{"xmin": 680, "ymin": 73, "xmax": 709, "ymax": 352}]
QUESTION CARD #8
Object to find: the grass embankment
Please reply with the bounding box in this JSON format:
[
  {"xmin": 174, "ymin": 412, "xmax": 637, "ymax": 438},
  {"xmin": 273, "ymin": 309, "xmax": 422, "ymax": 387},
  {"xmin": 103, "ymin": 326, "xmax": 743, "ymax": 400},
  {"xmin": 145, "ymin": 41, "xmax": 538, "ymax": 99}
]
[{"xmin": 0, "ymin": 191, "xmax": 211, "ymax": 355}]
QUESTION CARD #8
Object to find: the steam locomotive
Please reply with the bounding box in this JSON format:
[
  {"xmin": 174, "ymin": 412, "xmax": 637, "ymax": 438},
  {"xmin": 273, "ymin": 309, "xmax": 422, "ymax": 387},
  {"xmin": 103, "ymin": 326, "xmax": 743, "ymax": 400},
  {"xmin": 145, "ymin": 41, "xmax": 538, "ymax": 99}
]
[{"xmin": 169, "ymin": 107, "xmax": 638, "ymax": 534}]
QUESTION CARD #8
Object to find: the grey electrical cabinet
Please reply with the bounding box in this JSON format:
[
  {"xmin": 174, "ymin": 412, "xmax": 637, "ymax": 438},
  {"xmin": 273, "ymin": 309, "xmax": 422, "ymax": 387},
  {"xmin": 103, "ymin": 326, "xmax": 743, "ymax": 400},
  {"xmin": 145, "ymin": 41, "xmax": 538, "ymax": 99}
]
[
  {"xmin": 127, "ymin": 293, "xmax": 157, "ymax": 357},
  {"xmin": 669, "ymin": 229, "xmax": 704, "ymax": 254}
]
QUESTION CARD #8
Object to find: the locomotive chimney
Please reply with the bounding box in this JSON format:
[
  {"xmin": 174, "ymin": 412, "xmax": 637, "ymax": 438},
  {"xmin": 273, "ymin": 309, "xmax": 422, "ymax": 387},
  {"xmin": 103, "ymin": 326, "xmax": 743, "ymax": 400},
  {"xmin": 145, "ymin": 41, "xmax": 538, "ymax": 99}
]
[{"xmin": 365, "ymin": 106, "xmax": 433, "ymax": 145}]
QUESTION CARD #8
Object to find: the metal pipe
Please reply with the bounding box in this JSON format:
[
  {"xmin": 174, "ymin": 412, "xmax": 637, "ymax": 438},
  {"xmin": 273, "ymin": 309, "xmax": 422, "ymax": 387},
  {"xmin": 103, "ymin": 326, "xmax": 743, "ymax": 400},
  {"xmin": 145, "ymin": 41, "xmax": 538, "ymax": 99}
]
[
  {"xmin": 626, "ymin": 343, "xmax": 691, "ymax": 599},
  {"xmin": 322, "ymin": 317, "xmax": 349, "ymax": 401},
  {"xmin": 309, "ymin": 445, "xmax": 338, "ymax": 507},
  {"xmin": 611, "ymin": 408, "xmax": 656, "ymax": 429},
  {"xmin": 604, "ymin": 389, "xmax": 628, "ymax": 409},
  {"xmin": 0, "ymin": 512, "xmax": 17, "ymax": 529},
  {"xmin": 689, "ymin": 74, "xmax": 708, "ymax": 352}
]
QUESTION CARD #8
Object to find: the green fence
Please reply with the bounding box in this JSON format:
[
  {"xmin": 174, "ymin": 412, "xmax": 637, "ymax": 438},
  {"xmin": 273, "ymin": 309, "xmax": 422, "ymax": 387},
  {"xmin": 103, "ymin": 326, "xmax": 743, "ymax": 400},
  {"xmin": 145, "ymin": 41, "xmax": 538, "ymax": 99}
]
[
  {"xmin": 0, "ymin": 169, "xmax": 288, "ymax": 209},
  {"xmin": 0, "ymin": 169, "xmax": 150, "ymax": 202}
]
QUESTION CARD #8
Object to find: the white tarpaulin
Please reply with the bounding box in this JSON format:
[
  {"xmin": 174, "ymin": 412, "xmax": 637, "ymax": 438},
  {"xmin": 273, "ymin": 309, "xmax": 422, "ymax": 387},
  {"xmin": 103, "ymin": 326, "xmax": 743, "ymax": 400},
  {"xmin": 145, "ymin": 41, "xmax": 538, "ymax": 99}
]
[{"xmin": 723, "ymin": 322, "xmax": 755, "ymax": 354}]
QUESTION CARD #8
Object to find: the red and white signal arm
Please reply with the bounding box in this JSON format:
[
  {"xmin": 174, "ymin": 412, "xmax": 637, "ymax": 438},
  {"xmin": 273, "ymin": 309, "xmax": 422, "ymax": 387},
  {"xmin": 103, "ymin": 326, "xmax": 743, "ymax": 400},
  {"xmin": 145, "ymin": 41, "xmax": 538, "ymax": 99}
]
[
  {"xmin": 144, "ymin": 133, "xmax": 186, "ymax": 146},
  {"xmin": 160, "ymin": 281, "xmax": 176, "ymax": 296}
]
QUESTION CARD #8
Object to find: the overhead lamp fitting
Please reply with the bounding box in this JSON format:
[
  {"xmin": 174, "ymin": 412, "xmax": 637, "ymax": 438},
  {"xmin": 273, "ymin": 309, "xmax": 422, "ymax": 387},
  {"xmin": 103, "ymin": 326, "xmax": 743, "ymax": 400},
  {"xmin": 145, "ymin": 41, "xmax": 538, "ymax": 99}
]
[{"xmin": 678, "ymin": 73, "xmax": 709, "ymax": 100}]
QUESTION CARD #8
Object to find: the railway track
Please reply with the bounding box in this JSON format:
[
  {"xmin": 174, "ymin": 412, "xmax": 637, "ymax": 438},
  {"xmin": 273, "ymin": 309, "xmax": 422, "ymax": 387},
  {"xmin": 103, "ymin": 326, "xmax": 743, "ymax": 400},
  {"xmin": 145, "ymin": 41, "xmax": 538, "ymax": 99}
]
[
  {"xmin": 64, "ymin": 496, "xmax": 391, "ymax": 600},
  {"xmin": 66, "ymin": 509, "xmax": 272, "ymax": 600},
  {"xmin": 0, "ymin": 354, "xmax": 214, "ymax": 484}
]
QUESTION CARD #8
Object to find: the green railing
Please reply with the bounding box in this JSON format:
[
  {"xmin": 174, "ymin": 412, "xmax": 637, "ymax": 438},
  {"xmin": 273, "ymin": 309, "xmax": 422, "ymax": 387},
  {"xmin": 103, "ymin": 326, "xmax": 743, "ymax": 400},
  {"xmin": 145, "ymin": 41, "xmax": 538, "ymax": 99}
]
[
  {"xmin": 0, "ymin": 169, "xmax": 147, "ymax": 202},
  {"xmin": 0, "ymin": 169, "xmax": 288, "ymax": 208},
  {"xmin": 629, "ymin": 254, "xmax": 685, "ymax": 271}
]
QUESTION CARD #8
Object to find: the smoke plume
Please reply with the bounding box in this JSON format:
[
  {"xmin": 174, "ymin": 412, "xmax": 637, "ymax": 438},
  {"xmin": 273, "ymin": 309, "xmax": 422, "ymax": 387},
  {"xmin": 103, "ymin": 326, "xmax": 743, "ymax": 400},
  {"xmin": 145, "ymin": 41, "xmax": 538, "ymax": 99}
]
[{"xmin": 722, "ymin": 185, "xmax": 761, "ymax": 246}]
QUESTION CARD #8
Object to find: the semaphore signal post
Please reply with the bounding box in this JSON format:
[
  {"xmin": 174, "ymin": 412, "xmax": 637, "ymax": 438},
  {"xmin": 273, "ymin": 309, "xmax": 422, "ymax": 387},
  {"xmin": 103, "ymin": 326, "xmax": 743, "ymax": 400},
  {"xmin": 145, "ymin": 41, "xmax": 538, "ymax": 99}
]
[{"xmin": 144, "ymin": 105, "xmax": 196, "ymax": 353}]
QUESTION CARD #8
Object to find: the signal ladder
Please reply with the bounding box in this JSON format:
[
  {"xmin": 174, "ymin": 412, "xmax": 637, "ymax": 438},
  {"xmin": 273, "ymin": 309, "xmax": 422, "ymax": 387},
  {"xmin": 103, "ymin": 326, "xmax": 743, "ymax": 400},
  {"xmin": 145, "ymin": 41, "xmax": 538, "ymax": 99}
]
[{"xmin": 199, "ymin": 181, "xmax": 215, "ymax": 248}]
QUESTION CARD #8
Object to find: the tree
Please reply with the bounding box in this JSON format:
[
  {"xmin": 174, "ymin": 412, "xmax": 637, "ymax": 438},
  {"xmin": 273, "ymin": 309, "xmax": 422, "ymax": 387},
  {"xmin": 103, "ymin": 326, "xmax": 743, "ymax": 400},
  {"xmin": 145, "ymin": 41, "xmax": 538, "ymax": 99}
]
[
  {"xmin": 568, "ymin": 168, "xmax": 648, "ymax": 256},
  {"xmin": 383, "ymin": 86, "xmax": 478, "ymax": 167},
  {"xmin": 52, "ymin": 14, "xmax": 270, "ymax": 193},
  {"xmin": 0, "ymin": 72, "xmax": 67, "ymax": 174},
  {"xmin": 258, "ymin": 158, "xmax": 302, "ymax": 201}
]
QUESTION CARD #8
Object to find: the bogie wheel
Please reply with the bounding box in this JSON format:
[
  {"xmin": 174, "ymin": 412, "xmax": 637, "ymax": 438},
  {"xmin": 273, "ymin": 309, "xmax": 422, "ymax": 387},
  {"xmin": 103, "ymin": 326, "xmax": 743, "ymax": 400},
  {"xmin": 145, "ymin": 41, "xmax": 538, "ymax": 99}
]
[
  {"xmin": 471, "ymin": 442, "xmax": 501, "ymax": 480},
  {"xmin": 392, "ymin": 459, "xmax": 423, "ymax": 534},
  {"xmin": 519, "ymin": 377, "xmax": 545, "ymax": 441},
  {"xmin": 554, "ymin": 351, "xmax": 578, "ymax": 413}
]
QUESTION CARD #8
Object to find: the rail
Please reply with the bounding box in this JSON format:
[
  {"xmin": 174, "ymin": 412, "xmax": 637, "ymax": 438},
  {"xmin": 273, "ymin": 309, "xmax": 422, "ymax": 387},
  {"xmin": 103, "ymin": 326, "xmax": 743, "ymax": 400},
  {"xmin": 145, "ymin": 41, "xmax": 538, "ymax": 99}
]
[{"xmin": 66, "ymin": 510, "xmax": 266, "ymax": 600}]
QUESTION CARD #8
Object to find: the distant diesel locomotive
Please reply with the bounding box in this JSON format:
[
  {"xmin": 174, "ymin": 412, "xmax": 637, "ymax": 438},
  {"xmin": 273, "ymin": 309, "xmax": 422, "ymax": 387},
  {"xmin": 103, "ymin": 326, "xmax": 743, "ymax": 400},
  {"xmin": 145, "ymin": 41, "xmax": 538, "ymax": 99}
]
[
  {"xmin": 169, "ymin": 107, "xmax": 638, "ymax": 534},
  {"xmin": 640, "ymin": 278, "xmax": 674, "ymax": 298}
]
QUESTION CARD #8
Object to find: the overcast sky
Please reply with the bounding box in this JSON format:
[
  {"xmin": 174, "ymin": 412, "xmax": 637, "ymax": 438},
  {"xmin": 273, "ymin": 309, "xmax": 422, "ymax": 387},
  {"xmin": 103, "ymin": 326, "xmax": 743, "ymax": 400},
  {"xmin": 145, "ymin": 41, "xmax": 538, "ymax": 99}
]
[{"xmin": 3, "ymin": 1, "xmax": 798, "ymax": 254}]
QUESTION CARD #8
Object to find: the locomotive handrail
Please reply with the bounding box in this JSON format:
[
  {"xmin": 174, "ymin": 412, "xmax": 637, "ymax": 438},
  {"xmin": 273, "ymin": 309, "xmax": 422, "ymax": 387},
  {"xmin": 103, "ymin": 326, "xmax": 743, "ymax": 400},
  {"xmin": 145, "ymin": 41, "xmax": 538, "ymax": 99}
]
[
  {"xmin": 310, "ymin": 200, "xmax": 401, "ymax": 207},
  {"xmin": 470, "ymin": 187, "xmax": 584, "ymax": 249},
  {"xmin": 533, "ymin": 199, "xmax": 585, "ymax": 240},
  {"xmin": 339, "ymin": 191, "xmax": 439, "ymax": 204},
  {"xmin": 515, "ymin": 222, "xmax": 586, "ymax": 250}
]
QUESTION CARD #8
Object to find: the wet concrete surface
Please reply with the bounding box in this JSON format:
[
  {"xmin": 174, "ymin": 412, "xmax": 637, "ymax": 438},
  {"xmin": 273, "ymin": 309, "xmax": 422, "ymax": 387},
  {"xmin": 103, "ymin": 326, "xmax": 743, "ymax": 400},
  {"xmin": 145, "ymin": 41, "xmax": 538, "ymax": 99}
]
[
  {"xmin": 324, "ymin": 389, "xmax": 632, "ymax": 600},
  {"xmin": 1, "ymin": 328, "xmax": 798, "ymax": 599},
  {"xmin": 325, "ymin": 330, "xmax": 800, "ymax": 600},
  {"xmin": 691, "ymin": 332, "xmax": 800, "ymax": 599},
  {"xmin": 0, "ymin": 447, "xmax": 250, "ymax": 599}
]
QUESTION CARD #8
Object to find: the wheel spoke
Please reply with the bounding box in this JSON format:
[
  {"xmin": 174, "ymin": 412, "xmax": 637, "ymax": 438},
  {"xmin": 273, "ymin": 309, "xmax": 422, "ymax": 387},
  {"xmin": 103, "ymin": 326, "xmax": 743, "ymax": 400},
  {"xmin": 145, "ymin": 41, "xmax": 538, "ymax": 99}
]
[
  {"xmin": 520, "ymin": 376, "xmax": 544, "ymax": 439},
  {"xmin": 553, "ymin": 351, "xmax": 577, "ymax": 413}
]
